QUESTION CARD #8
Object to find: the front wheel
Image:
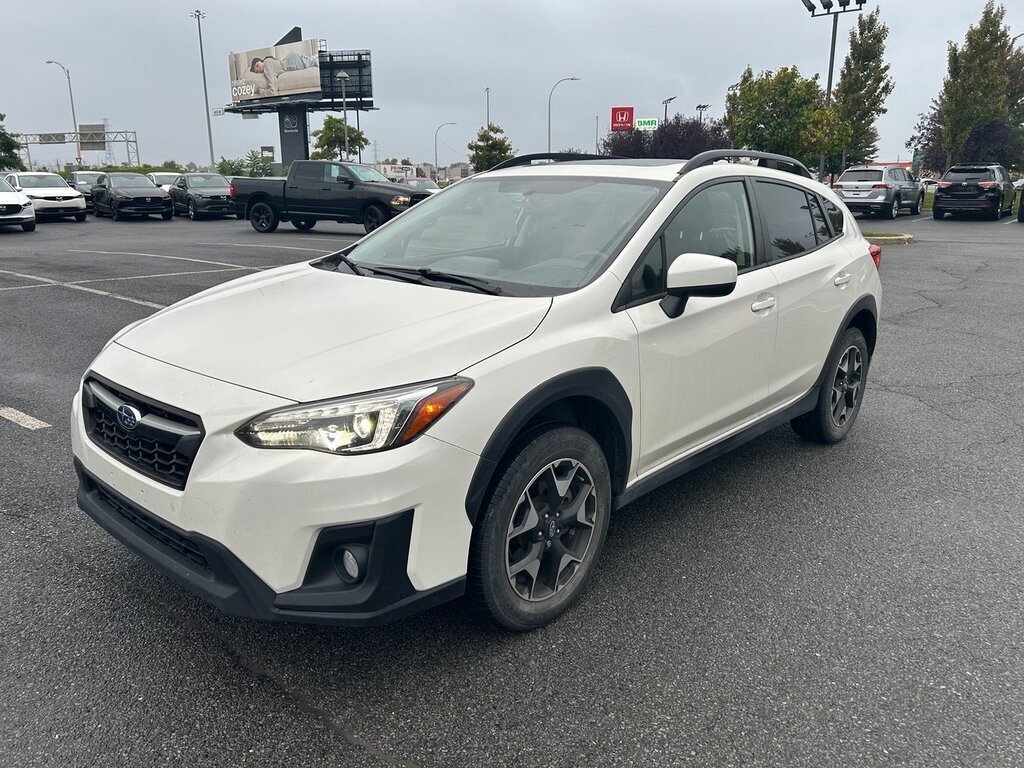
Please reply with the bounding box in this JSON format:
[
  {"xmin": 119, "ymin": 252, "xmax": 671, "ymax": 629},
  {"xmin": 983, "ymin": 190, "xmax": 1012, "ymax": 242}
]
[
  {"xmin": 74, "ymin": 211, "xmax": 87, "ymax": 222},
  {"xmin": 111, "ymin": 205, "xmax": 124, "ymax": 221},
  {"xmin": 910, "ymin": 193, "xmax": 924, "ymax": 216},
  {"xmin": 187, "ymin": 200, "xmax": 201, "ymax": 220},
  {"xmin": 248, "ymin": 201, "xmax": 279, "ymax": 233},
  {"xmin": 161, "ymin": 210, "xmax": 173, "ymax": 220},
  {"xmin": 291, "ymin": 218, "xmax": 316, "ymax": 231},
  {"xmin": 469, "ymin": 426, "xmax": 611, "ymax": 631},
  {"xmin": 21, "ymin": 221, "xmax": 36, "ymax": 232},
  {"xmin": 791, "ymin": 327, "xmax": 869, "ymax": 444},
  {"xmin": 363, "ymin": 204, "xmax": 388, "ymax": 234}
]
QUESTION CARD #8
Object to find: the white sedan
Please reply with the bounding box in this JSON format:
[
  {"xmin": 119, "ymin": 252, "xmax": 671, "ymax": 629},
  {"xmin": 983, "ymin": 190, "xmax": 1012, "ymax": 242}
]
[
  {"xmin": 0, "ymin": 175, "xmax": 35, "ymax": 231},
  {"xmin": 3, "ymin": 172, "xmax": 86, "ymax": 221}
]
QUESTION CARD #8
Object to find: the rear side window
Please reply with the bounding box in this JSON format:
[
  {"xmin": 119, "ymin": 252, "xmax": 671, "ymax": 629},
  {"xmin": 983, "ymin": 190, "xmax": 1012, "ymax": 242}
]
[
  {"xmin": 807, "ymin": 195, "xmax": 831, "ymax": 244},
  {"xmin": 944, "ymin": 168, "xmax": 995, "ymax": 182},
  {"xmin": 839, "ymin": 169, "xmax": 882, "ymax": 182},
  {"xmin": 823, "ymin": 199, "xmax": 844, "ymax": 234},
  {"xmin": 755, "ymin": 182, "xmax": 817, "ymax": 260},
  {"xmin": 293, "ymin": 163, "xmax": 322, "ymax": 183}
]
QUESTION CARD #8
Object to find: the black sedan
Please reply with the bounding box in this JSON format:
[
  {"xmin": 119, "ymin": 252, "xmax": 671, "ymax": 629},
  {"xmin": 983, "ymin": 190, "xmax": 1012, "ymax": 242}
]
[
  {"xmin": 168, "ymin": 173, "xmax": 234, "ymax": 220},
  {"xmin": 91, "ymin": 173, "xmax": 173, "ymax": 221},
  {"xmin": 66, "ymin": 171, "xmax": 103, "ymax": 211}
]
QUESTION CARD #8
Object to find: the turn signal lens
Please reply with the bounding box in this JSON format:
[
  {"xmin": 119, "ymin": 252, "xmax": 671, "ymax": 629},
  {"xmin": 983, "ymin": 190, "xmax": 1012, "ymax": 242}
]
[{"xmin": 399, "ymin": 381, "xmax": 473, "ymax": 442}]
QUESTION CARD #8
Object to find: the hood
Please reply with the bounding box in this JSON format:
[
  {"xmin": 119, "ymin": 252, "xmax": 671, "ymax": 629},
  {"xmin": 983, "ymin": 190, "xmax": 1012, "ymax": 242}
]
[
  {"xmin": 115, "ymin": 263, "xmax": 551, "ymax": 402},
  {"xmin": 23, "ymin": 187, "xmax": 81, "ymax": 197},
  {"xmin": 114, "ymin": 187, "xmax": 170, "ymax": 197},
  {"xmin": 0, "ymin": 192, "xmax": 29, "ymax": 205},
  {"xmin": 367, "ymin": 180, "xmax": 428, "ymax": 197}
]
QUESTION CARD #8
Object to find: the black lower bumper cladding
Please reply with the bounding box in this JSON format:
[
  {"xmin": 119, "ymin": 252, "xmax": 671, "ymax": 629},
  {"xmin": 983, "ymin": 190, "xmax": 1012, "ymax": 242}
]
[{"xmin": 74, "ymin": 460, "xmax": 463, "ymax": 625}]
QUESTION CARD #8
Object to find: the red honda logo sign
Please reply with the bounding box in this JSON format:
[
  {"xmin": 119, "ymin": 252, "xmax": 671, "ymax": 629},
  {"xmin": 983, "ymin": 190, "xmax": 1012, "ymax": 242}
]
[{"xmin": 611, "ymin": 107, "xmax": 635, "ymax": 132}]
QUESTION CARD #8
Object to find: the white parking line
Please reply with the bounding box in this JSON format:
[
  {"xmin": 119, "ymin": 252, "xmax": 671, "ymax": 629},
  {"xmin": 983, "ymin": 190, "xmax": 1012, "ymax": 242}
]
[
  {"xmin": 0, "ymin": 269, "xmax": 165, "ymax": 309},
  {"xmin": 68, "ymin": 249, "xmax": 265, "ymax": 270},
  {"xmin": 913, "ymin": 216, "xmax": 933, "ymax": 222},
  {"xmin": 195, "ymin": 242, "xmax": 328, "ymax": 253},
  {"xmin": 0, "ymin": 283, "xmax": 57, "ymax": 293},
  {"xmin": 0, "ymin": 407, "xmax": 51, "ymax": 430},
  {"xmin": 1003, "ymin": 217, "xmax": 1019, "ymax": 224},
  {"xmin": 73, "ymin": 266, "xmax": 249, "ymax": 284}
]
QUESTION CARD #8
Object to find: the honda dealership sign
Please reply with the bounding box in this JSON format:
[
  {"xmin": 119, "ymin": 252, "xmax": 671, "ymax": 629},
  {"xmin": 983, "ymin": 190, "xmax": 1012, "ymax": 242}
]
[{"xmin": 610, "ymin": 107, "xmax": 635, "ymax": 132}]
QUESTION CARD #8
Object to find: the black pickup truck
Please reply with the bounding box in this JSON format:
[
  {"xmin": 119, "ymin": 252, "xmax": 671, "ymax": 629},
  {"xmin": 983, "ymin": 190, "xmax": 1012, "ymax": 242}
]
[{"xmin": 232, "ymin": 160, "xmax": 431, "ymax": 234}]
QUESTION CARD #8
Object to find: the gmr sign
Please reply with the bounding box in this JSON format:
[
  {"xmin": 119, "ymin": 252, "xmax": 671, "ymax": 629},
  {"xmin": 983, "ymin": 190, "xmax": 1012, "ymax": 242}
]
[{"xmin": 610, "ymin": 107, "xmax": 634, "ymax": 131}]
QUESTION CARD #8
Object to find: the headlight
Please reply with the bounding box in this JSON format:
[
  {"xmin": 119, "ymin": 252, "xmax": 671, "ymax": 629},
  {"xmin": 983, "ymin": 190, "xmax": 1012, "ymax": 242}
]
[
  {"xmin": 390, "ymin": 194, "xmax": 412, "ymax": 207},
  {"xmin": 193, "ymin": 193, "xmax": 204, "ymax": 199},
  {"xmin": 21, "ymin": 202, "xmax": 32, "ymax": 209},
  {"xmin": 114, "ymin": 193, "xmax": 131, "ymax": 200},
  {"xmin": 236, "ymin": 377, "xmax": 472, "ymax": 455},
  {"xmin": 26, "ymin": 194, "xmax": 37, "ymax": 200}
]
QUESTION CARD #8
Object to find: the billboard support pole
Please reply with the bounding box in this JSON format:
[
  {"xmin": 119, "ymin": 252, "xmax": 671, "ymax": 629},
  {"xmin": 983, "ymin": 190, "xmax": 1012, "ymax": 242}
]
[
  {"xmin": 355, "ymin": 107, "xmax": 362, "ymax": 163},
  {"xmin": 190, "ymin": 10, "xmax": 216, "ymax": 168}
]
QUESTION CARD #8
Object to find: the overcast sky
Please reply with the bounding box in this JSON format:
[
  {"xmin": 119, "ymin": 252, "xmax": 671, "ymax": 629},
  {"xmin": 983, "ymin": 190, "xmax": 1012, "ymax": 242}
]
[{"xmin": 5, "ymin": 0, "xmax": 1022, "ymax": 169}]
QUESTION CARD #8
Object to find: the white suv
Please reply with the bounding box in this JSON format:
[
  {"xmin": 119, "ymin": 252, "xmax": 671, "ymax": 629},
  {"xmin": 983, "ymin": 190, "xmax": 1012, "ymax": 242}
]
[{"xmin": 71, "ymin": 151, "xmax": 882, "ymax": 631}]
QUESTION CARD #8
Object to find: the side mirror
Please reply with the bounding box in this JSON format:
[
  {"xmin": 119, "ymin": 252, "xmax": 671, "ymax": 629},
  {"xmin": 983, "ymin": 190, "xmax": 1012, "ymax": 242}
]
[
  {"xmin": 14, "ymin": 186, "xmax": 22, "ymax": 192},
  {"xmin": 660, "ymin": 253, "xmax": 738, "ymax": 319}
]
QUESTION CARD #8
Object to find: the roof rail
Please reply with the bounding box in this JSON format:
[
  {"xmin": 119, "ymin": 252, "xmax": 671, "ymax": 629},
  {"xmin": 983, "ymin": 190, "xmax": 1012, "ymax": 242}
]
[
  {"xmin": 678, "ymin": 150, "xmax": 812, "ymax": 179},
  {"xmin": 488, "ymin": 152, "xmax": 618, "ymax": 172}
]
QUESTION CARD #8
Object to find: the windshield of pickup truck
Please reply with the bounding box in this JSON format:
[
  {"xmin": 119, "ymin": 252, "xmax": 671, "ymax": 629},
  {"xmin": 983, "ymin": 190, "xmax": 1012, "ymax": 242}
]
[
  {"xmin": 345, "ymin": 164, "xmax": 390, "ymax": 184},
  {"xmin": 332, "ymin": 175, "xmax": 669, "ymax": 296}
]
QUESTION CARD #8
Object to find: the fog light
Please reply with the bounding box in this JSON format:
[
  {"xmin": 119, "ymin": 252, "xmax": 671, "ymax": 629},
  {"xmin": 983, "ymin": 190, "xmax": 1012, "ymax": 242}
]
[{"xmin": 333, "ymin": 545, "xmax": 368, "ymax": 584}]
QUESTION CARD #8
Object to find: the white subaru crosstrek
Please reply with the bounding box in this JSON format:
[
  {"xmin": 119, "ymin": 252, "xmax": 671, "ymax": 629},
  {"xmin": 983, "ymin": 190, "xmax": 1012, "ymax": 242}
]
[{"xmin": 72, "ymin": 151, "xmax": 882, "ymax": 631}]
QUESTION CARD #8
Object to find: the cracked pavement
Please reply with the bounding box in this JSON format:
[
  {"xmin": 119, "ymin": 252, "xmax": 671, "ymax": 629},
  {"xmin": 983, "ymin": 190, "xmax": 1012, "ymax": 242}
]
[{"xmin": 1, "ymin": 212, "xmax": 1023, "ymax": 767}]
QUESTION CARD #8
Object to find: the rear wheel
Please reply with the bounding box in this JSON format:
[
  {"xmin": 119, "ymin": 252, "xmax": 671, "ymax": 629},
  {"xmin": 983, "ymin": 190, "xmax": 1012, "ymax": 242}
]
[
  {"xmin": 791, "ymin": 327, "xmax": 869, "ymax": 444},
  {"xmin": 469, "ymin": 426, "xmax": 611, "ymax": 631},
  {"xmin": 932, "ymin": 207, "xmax": 944, "ymax": 220},
  {"xmin": 989, "ymin": 204, "xmax": 1001, "ymax": 221},
  {"xmin": 291, "ymin": 218, "xmax": 316, "ymax": 231},
  {"xmin": 1018, "ymin": 197, "xmax": 1024, "ymax": 222},
  {"xmin": 885, "ymin": 196, "xmax": 900, "ymax": 219},
  {"xmin": 910, "ymin": 192, "xmax": 924, "ymax": 215},
  {"xmin": 248, "ymin": 201, "xmax": 279, "ymax": 233},
  {"xmin": 363, "ymin": 204, "xmax": 387, "ymax": 234}
]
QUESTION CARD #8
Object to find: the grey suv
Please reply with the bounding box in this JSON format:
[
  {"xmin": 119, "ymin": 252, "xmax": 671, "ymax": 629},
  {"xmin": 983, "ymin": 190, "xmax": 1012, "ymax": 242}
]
[{"xmin": 832, "ymin": 165, "xmax": 925, "ymax": 219}]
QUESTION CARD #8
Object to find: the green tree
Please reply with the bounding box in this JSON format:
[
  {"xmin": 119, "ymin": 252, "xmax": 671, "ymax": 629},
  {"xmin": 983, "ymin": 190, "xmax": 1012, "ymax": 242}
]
[
  {"xmin": 831, "ymin": 9, "xmax": 895, "ymax": 170},
  {"xmin": 724, "ymin": 66, "xmax": 824, "ymax": 166},
  {"xmin": 803, "ymin": 106, "xmax": 854, "ymax": 164},
  {"xmin": 601, "ymin": 128, "xmax": 649, "ymax": 157},
  {"xmin": 648, "ymin": 115, "xmax": 732, "ymax": 158},
  {"xmin": 160, "ymin": 159, "xmax": 181, "ymax": 169},
  {"xmin": 311, "ymin": 115, "xmax": 369, "ymax": 161},
  {"xmin": 0, "ymin": 113, "xmax": 25, "ymax": 171},
  {"xmin": 216, "ymin": 157, "xmax": 245, "ymax": 176},
  {"xmin": 244, "ymin": 150, "xmax": 272, "ymax": 177},
  {"xmin": 467, "ymin": 124, "xmax": 515, "ymax": 171}
]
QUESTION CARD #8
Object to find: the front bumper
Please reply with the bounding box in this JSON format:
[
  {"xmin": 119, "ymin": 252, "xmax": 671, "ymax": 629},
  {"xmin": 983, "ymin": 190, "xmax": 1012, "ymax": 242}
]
[
  {"xmin": 29, "ymin": 197, "xmax": 86, "ymax": 215},
  {"xmin": 193, "ymin": 198, "xmax": 234, "ymax": 214},
  {"xmin": 0, "ymin": 212, "xmax": 34, "ymax": 225},
  {"xmin": 113, "ymin": 201, "xmax": 172, "ymax": 215},
  {"xmin": 70, "ymin": 342, "xmax": 478, "ymax": 623}
]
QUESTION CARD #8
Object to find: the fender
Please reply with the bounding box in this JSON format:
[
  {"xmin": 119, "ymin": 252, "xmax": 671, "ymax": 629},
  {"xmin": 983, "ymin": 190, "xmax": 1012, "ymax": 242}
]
[
  {"xmin": 464, "ymin": 368, "xmax": 632, "ymax": 525},
  {"xmin": 813, "ymin": 294, "xmax": 878, "ymax": 388}
]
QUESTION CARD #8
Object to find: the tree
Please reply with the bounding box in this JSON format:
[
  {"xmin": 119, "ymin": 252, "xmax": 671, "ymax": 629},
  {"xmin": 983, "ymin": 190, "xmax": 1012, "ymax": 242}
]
[
  {"xmin": 601, "ymin": 129, "xmax": 650, "ymax": 157},
  {"xmin": 216, "ymin": 157, "xmax": 245, "ymax": 176},
  {"xmin": 400, "ymin": 157, "xmax": 411, "ymax": 165},
  {"xmin": 244, "ymin": 150, "xmax": 272, "ymax": 177},
  {"xmin": 185, "ymin": 161, "xmax": 199, "ymax": 172},
  {"xmin": 831, "ymin": 9, "xmax": 895, "ymax": 170},
  {"xmin": 311, "ymin": 115, "xmax": 369, "ymax": 161},
  {"xmin": 467, "ymin": 124, "xmax": 514, "ymax": 171},
  {"xmin": 802, "ymin": 106, "xmax": 854, "ymax": 166},
  {"xmin": 160, "ymin": 159, "xmax": 181, "ymax": 169},
  {"xmin": 0, "ymin": 113, "xmax": 25, "ymax": 171},
  {"xmin": 648, "ymin": 115, "xmax": 732, "ymax": 158},
  {"xmin": 724, "ymin": 66, "xmax": 826, "ymax": 167}
]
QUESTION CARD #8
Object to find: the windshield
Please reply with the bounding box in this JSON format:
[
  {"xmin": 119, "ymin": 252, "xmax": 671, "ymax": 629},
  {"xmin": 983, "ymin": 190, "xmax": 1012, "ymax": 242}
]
[
  {"xmin": 345, "ymin": 164, "xmax": 390, "ymax": 183},
  {"xmin": 839, "ymin": 169, "xmax": 882, "ymax": 182},
  {"xmin": 405, "ymin": 179, "xmax": 440, "ymax": 190},
  {"xmin": 944, "ymin": 168, "xmax": 995, "ymax": 182},
  {"xmin": 150, "ymin": 173, "xmax": 179, "ymax": 185},
  {"xmin": 336, "ymin": 175, "xmax": 669, "ymax": 296},
  {"xmin": 74, "ymin": 173, "xmax": 102, "ymax": 185},
  {"xmin": 188, "ymin": 174, "xmax": 229, "ymax": 188},
  {"xmin": 0, "ymin": 178, "xmax": 15, "ymax": 194},
  {"xmin": 18, "ymin": 174, "xmax": 68, "ymax": 189},
  {"xmin": 111, "ymin": 174, "xmax": 156, "ymax": 189}
]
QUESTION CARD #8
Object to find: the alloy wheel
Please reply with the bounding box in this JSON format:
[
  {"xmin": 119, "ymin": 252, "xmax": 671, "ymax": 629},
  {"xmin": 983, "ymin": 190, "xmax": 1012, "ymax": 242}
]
[
  {"xmin": 830, "ymin": 345, "xmax": 863, "ymax": 427},
  {"xmin": 505, "ymin": 458, "xmax": 599, "ymax": 602}
]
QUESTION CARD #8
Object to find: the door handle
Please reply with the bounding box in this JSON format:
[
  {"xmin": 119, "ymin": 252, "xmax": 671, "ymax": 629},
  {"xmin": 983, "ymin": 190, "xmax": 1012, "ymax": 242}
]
[
  {"xmin": 750, "ymin": 296, "xmax": 776, "ymax": 312},
  {"xmin": 834, "ymin": 272, "xmax": 852, "ymax": 286}
]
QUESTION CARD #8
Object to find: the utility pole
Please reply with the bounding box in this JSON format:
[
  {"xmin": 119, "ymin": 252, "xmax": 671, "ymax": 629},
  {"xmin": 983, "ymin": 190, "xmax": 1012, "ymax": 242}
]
[
  {"xmin": 190, "ymin": 10, "xmax": 216, "ymax": 168},
  {"xmin": 46, "ymin": 61, "xmax": 80, "ymax": 163},
  {"xmin": 485, "ymin": 87, "xmax": 491, "ymax": 126},
  {"xmin": 662, "ymin": 96, "xmax": 676, "ymax": 123},
  {"xmin": 547, "ymin": 76, "xmax": 580, "ymax": 153}
]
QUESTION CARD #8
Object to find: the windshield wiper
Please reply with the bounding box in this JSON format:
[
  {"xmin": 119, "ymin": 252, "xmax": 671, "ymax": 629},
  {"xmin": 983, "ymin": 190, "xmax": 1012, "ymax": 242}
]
[
  {"xmin": 413, "ymin": 268, "xmax": 503, "ymax": 295},
  {"xmin": 324, "ymin": 251, "xmax": 364, "ymax": 276},
  {"xmin": 358, "ymin": 264, "xmax": 431, "ymax": 285}
]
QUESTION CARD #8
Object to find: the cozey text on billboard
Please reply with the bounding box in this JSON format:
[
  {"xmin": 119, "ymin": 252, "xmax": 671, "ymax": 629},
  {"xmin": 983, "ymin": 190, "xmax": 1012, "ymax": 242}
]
[{"xmin": 228, "ymin": 39, "xmax": 321, "ymax": 102}]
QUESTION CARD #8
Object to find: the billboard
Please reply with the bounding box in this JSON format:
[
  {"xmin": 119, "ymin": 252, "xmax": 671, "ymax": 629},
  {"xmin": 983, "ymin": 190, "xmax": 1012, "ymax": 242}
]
[
  {"xmin": 228, "ymin": 39, "xmax": 321, "ymax": 102},
  {"xmin": 611, "ymin": 107, "xmax": 634, "ymax": 132},
  {"xmin": 79, "ymin": 124, "xmax": 106, "ymax": 151},
  {"xmin": 635, "ymin": 118, "xmax": 658, "ymax": 132}
]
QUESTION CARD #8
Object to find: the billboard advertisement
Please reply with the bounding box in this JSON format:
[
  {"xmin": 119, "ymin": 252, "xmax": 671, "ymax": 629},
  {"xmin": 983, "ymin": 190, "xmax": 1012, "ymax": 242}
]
[
  {"xmin": 228, "ymin": 39, "xmax": 321, "ymax": 102},
  {"xmin": 611, "ymin": 107, "xmax": 635, "ymax": 131}
]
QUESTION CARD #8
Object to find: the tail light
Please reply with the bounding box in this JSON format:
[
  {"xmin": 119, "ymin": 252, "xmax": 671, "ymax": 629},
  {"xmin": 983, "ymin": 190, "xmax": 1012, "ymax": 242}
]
[
  {"xmin": 832, "ymin": 183, "xmax": 844, "ymax": 189},
  {"xmin": 937, "ymin": 181, "xmax": 952, "ymax": 188},
  {"xmin": 871, "ymin": 183, "xmax": 893, "ymax": 189},
  {"xmin": 229, "ymin": 184, "xmax": 235, "ymax": 198},
  {"xmin": 978, "ymin": 181, "xmax": 998, "ymax": 189},
  {"xmin": 869, "ymin": 244, "xmax": 882, "ymax": 269}
]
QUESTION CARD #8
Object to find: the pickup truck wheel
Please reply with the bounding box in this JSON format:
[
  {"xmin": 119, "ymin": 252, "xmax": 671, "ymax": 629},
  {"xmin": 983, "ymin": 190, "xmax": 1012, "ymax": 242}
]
[
  {"xmin": 291, "ymin": 218, "xmax": 316, "ymax": 231},
  {"xmin": 910, "ymin": 192, "xmax": 923, "ymax": 216},
  {"xmin": 363, "ymin": 204, "xmax": 387, "ymax": 234},
  {"xmin": 249, "ymin": 202, "xmax": 279, "ymax": 233}
]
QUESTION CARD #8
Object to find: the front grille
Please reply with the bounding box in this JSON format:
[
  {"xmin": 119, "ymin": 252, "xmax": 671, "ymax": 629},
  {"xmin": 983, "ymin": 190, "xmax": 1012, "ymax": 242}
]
[
  {"xmin": 133, "ymin": 197, "xmax": 165, "ymax": 206},
  {"xmin": 0, "ymin": 204, "xmax": 23, "ymax": 215},
  {"xmin": 92, "ymin": 478, "xmax": 210, "ymax": 571},
  {"xmin": 82, "ymin": 376, "xmax": 204, "ymax": 490}
]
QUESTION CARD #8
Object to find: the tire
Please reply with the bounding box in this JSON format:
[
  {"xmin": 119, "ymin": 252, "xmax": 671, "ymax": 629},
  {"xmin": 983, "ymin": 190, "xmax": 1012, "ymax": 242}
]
[
  {"xmin": 74, "ymin": 211, "xmax": 87, "ymax": 222},
  {"xmin": 235, "ymin": 212, "xmax": 244, "ymax": 219},
  {"xmin": 248, "ymin": 201, "xmax": 279, "ymax": 233},
  {"xmin": 885, "ymin": 196, "xmax": 899, "ymax": 219},
  {"xmin": 469, "ymin": 425, "xmax": 612, "ymax": 631},
  {"xmin": 187, "ymin": 199, "xmax": 201, "ymax": 220},
  {"xmin": 291, "ymin": 218, "xmax": 316, "ymax": 231},
  {"xmin": 1018, "ymin": 197, "xmax": 1024, "ymax": 222},
  {"xmin": 791, "ymin": 327, "xmax": 869, "ymax": 445},
  {"xmin": 910, "ymin": 193, "xmax": 923, "ymax": 216},
  {"xmin": 989, "ymin": 204, "xmax": 1001, "ymax": 221},
  {"xmin": 161, "ymin": 210, "xmax": 173, "ymax": 221},
  {"xmin": 21, "ymin": 221, "xmax": 35, "ymax": 232},
  {"xmin": 363, "ymin": 204, "xmax": 388, "ymax": 234},
  {"xmin": 111, "ymin": 205, "xmax": 123, "ymax": 221},
  {"xmin": 932, "ymin": 207, "xmax": 944, "ymax": 220}
]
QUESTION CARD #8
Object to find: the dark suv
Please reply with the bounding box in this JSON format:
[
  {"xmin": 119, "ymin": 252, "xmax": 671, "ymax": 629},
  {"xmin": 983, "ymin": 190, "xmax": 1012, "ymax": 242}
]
[{"xmin": 933, "ymin": 164, "xmax": 1016, "ymax": 220}]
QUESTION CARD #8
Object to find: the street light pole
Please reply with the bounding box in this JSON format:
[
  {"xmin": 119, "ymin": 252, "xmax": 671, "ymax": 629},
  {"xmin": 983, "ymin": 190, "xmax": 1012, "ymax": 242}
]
[
  {"xmin": 662, "ymin": 96, "xmax": 676, "ymax": 123},
  {"xmin": 595, "ymin": 116, "xmax": 599, "ymax": 153},
  {"xmin": 485, "ymin": 87, "xmax": 491, "ymax": 126},
  {"xmin": 337, "ymin": 71, "xmax": 350, "ymax": 159},
  {"xmin": 695, "ymin": 104, "xmax": 711, "ymax": 124},
  {"xmin": 547, "ymin": 76, "xmax": 580, "ymax": 153},
  {"xmin": 434, "ymin": 122, "xmax": 455, "ymax": 181},
  {"xmin": 45, "ymin": 60, "xmax": 80, "ymax": 164},
  {"xmin": 189, "ymin": 10, "xmax": 216, "ymax": 168}
]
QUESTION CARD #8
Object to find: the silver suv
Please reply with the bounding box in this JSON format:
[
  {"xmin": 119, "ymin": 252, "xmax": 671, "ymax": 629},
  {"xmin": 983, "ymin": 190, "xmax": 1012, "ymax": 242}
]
[{"xmin": 832, "ymin": 165, "xmax": 925, "ymax": 219}]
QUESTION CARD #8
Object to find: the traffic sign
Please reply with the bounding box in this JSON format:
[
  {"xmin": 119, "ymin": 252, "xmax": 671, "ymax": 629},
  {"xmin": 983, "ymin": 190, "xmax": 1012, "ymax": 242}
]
[
  {"xmin": 635, "ymin": 118, "xmax": 659, "ymax": 132},
  {"xmin": 212, "ymin": 107, "xmax": 225, "ymax": 116},
  {"xmin": 611, "ymin": 107, "xmax": 635, "ymax": 132}
]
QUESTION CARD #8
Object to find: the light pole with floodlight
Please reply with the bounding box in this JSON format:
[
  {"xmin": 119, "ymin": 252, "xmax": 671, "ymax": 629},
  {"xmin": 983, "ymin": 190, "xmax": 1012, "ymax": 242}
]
[
  {"xmin": 45, "ymin": 60, "xmax": 80, "ymax": 163},
  {"xmin": 434, "ymin": 122, "xmax": 455, "ymax": 181},
  {"xmin": 547, "ymin": 77, "xmax": 580, "ymax": 152},
  {"xmin": 189, "ymin": 10, "xmax": 216, "ymax": 168},
  {"xmin": 662, "ymin": 96, "xmax": 676, "ymax": 123},
  {"xmin": 696, "ymin": 104, "xmax": 711, "ymax": 124}
]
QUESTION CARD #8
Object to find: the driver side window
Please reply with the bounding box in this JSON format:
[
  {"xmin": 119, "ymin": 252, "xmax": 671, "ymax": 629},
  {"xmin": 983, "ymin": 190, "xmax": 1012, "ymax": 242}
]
[
  {"xmin": 323, "ymin": 163, "xmax": 347, "ymax": 184},
  {"xmin": 662, "ymin": 181, "xmax": 756, "ymax": 270}
]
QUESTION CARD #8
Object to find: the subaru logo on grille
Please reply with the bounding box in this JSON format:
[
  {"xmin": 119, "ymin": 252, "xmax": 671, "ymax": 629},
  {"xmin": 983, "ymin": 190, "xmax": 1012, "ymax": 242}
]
[{"xmin": 116, "ymin": 404, "xmax": 142, "ymax": 431}]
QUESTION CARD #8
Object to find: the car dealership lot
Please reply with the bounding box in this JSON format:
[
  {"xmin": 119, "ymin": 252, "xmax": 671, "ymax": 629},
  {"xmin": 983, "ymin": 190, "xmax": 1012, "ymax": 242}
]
[{"xmin": 1, "ymin": 214, "xmax": 1023, "ymax": 766}]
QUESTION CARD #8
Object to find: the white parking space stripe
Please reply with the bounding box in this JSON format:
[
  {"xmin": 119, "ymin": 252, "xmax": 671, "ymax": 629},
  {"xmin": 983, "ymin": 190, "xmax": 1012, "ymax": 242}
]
[
  {"xmin": 195, "ymin": 242, "xmax": 329, "ymax": 253},
  {"xmin": 913, "ymin": 216, "xmax": 933, "ymax": 222},
  {"xmin": 68, "ymin": 249, "xmax": 265, "ymax": 270},
  {"xmin": 0, "ymin": 283, "xmax": 57, "ymax": 293},
  {"xmin": 1003, "ymin": 217, "xmax": 1019, "ymax": 224},
  {"xmin": 73, "ymin": 267, "xmax": 249, "ymax": 284},
  {"xmin": 0, "ymin": 269, "xmax": 165, "ymax": 309},
  {"xmin": 0, "ymin": 407, "xmax": 51, "ymax": 430}
]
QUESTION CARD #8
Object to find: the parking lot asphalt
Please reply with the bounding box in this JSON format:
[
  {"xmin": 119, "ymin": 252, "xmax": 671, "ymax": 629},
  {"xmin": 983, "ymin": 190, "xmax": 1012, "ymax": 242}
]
[{"xmin": 1, "ymin": 211, "xmax": 1022, "ymax": 767}]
